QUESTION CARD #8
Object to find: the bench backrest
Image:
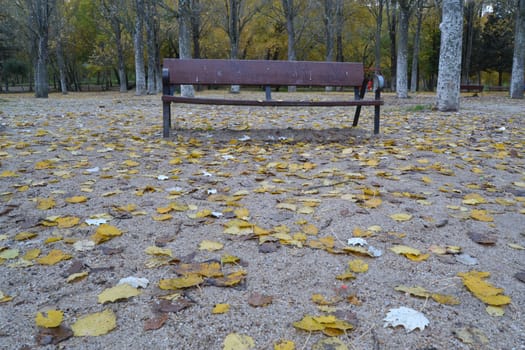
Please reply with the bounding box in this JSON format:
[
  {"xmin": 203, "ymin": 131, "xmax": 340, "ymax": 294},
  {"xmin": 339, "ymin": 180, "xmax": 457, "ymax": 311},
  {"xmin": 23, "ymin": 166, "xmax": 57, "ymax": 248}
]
[{"xmin": 163, "ymin": 59, "xmax": 365, "ymax": 87}]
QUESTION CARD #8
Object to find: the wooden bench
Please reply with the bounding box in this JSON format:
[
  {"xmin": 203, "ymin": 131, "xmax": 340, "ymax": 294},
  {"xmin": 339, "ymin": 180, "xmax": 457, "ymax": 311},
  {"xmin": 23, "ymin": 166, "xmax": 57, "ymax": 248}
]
[
  {"xmin": 460, "ymin": 84, "xmax": 484, "ymax": 93},
  {"xmin": 161, "ymin": 58, "xmax": 384, "ymax": 138}
]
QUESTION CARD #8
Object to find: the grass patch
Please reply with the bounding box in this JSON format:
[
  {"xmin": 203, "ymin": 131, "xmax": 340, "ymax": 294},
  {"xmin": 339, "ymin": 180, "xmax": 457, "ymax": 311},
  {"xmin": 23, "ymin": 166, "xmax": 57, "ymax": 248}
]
[{"xmin": 406, "ymin": 104, "xmax": 432, "ymax": 112}]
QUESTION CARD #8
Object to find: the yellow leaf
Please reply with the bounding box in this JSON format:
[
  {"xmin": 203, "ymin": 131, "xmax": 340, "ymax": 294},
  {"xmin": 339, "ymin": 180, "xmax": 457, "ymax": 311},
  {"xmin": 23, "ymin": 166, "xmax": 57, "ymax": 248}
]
[
  {"xmin": 0, "ymin": 170, "xmax": 18, "ymax": 177},
  {"xmin": 486, "ymin": 305, "xmax": 505, "ymax": 317},
  {"xmin": 406, "ymin": 253, "xmax": 430, "ymax": 261},
  {"xmin": 513, "ymin": 181, "xmax": 525, "ymax": 188},
  {"xmin": 159, "ymin": 275, "xmax": 204, "ymax": 290},
  {"xmin": 37, "ymin": 249, "xmax": 72, "ymax": 265},
  {"xmin": 458, "ymin": 271, "xmax": 511, "ymax": 306},
  {"xmin": 336, "ymin": 272, "xmax": 356, "ymax": 280},
  {"xmin": 508, "ymin": 243, "xmax": 525, "ymax": 250},
  {"xmin": 194, "ymin": 209, "xmax": 212, "ymax": 218},
  {"xmin": 199, "ymin": 240, "xmax": 224, "ymax": 251},
  {"xmin": 311, "ymin": 294, "xmax": 340, "ymax": 306},
  {"xmin": 421, "ymin": 176, "xmax": 433, "ymax": 184},
  {"xmin": 23, "ymin": 248, "xmax": 41, "ymax": 260},
  {"xmin": 234, "ymin": 208, "xmax": 250, "ymax": 219},
  {"xmin": 276, "ymin": 203, "xmax": 297, "ymax": 211},
  {"xmin": 301, "ymin": 224, "xmax": 318, "ymax": 235},
  {"xmin": 144, "ymin": 246, "xmax": 172, "ymax": 257},
  {"xmin": 390, "ymin": 213, "xmax": 413, "ymax": 222},
  {"xmin": 66, "ymin": 196, "xmax": 88, "ymax": 204},
  {"xmin": 348, "ymin": 259, "xmax": 368, "ymax": 273},
  {"xmin": 395, "ymin": 285, "xmax": 431, "ymax": 298},
  {"xmin": 153, "ymin": 214, "xmax": 173, "ymax": 221},
  {"xmin": 212, "ymin": 303, "xmax": 230, "ymax": 314},
  {"xmin": 37, "ymin": 198, "xmax": 56, "ymax": 210},
  {"xmin": 470, "ymin": 210, "xmax": 493, "ymax": 222},
  {"xmin": 221, "ymin": 254, "xmax": 240, "ymax": 264},
  {"xmin": 293, "ymin": 315, "xmax": 325, "ymax": 331},
  {"xmin": 35, "ymin": 310, "xmax": 63, "ymax": 328},
  {"xmin": 56, "ymin": 216, "xmax": 80, "ymax": 228},
  {"xmin": 122, "ymin": 160, "xmax": 139, "ymax": 167},
  {"xmin": 156, "ymin": 206, "xmax": 173, "ymax": 214},
  {"xmin": 390, "ymin": 245, "xmax": 421, "ymax": 256},
  {"xmin": 67, "ymin": 272, "xmax": 89, "ymax": 283},
  {"xmin": 14, "ymin": 232, "xmax": 37, "ymax": 241},
  {"xmin": 363, "ymin": 197, "xmax": 382, "ymax": 209},
  {"xmin": 71, "ymin": 309, "xmax": 117, "ymax": 336},
  {"xmin": 0, "ymin": 248, "xmax": 19, "ymax": 259},
  {"xmin": 45, "ymin": 236, "xmax": 63, "ymax": 244},
  {"xmin": 35, "ymin": 160, "xmax": 55, "ymax": 169},
  {"xmin": 274, "ymin": 340, "xmax": 295, "ymax": 350},
  {"xmin": 352, "ymin": 227, "xmax": 372, "ymax": 237},
  {"xmin": 91, "ymin": 224, "xmax": 122, "ymax": 244},
  {"xmin": 98, "ymin": 284, "xmax": 142, "ymax": 304},
  {"xmin": 462, "ymin": 193, "xmax": 487, "ymax": 205},
  {"xmin": 0, "ymin": 290, "xmax": 13, "ymax": 303},
  {"xmin": 223, "ymin": 333, "xmax": 255, "ymax": 350},
  {"xmin": 431, "ymin": 293, "xmax": 461, "ymax": 305}
]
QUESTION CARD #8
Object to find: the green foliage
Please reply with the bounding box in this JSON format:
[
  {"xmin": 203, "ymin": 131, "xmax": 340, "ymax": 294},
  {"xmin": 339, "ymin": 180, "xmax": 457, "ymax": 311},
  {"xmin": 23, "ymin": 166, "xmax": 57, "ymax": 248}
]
[{"xmin": 480, "ymin": 13, "xmax": 514, "ymax": 74}]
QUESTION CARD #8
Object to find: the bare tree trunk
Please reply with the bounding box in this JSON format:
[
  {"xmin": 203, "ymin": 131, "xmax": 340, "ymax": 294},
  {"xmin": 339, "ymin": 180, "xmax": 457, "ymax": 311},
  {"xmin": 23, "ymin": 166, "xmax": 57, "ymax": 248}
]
[
  {"xmin": 228, "ymin": 0, "xmax": 241, "ymax": 93},
  {"xmin": 134, "ymin": 0, "xmax": 147, "ymax": 95},
  {"xmin": 396, "ymin": 0, "xmax": 410, "ymax": 98},
  {"xmin": 437, "ymin": 0, "xmax": 463, "ymax": 111},
  {"xmin": 191, "ymin": 0, "xmax": 202, "ymax": 59},
  {"xmin": 28, "ymin": 0, "xmax": 56, "ymax": 98},
  {"xmin": 55, "ymin": 39, "xmax": 67, "ymax": 94},
  {"xmin": 114, "ymin": 22, "xmax": 127, "ymax": 92},
  {"xmin": 323, "ymin": 0, "xmax": 336, "ymax": 91},
  {"xmin": 387, "ymin": 0, "xmax": 398, "ymax": 90},
  {"xmin": 510, "ymin": 0, "xmax": 525, "ymax": 99},
  {"xmin": 179, "ymin": 0, "xmax": 195, "ymax": 97},
  {"xmin": 462, "ymin": 0, "xmax": 475, "ymax": 84},
  {"xmin": 335, "ymin": 0, "xmax": 344, "ymax": 62},
  {"xmin": 373, "ymin": 0, "xmax": 385, "ymax": 73},
  {"xmin": 410, "ymin": 0, "xmax": 423, "ymax": 93},
  {"xmin": 145, "ymin": 0, "xmax": 159, "ymax": 94}
]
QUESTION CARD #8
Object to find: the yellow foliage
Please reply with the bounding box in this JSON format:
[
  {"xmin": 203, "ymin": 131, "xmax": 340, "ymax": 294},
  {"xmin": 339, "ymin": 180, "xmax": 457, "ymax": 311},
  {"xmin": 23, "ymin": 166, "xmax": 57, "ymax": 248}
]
[
  {"xmin": 35, "ymin": 310, "xmax": 64, "ymax": 328},
  {"xmin": 458, "ymin": 271, "xmax": 511, "ymax": 306},
  {"xmin": 71, "ymin": 309, "xmax": 116, "ymax": 336}
]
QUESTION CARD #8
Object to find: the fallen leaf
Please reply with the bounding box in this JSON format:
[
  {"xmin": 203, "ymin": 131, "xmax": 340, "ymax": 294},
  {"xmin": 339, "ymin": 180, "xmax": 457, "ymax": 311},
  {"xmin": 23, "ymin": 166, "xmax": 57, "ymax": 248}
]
[
  {"xmin": 486, "ymin": 305, "xmax": 505, "ymax": 317},
  {"xmin": 348, "ymin": 259, "xmax": 368, "ymax": 273},
  {"xmin": 274, "ymin": 340, "xmax": 295, "ymax": 350},
  {"xmin": 223, "ymin": 333, "xmax": 255, "ymax": 350},
  {"xmin": 199, "ymin": 240, "xmax": 224, "ymax": 251},
  {"xmin": 118, "ymin": 276, "xmax": 149, "ymax": 289},
  {"xmin": 144, "ymin": 313, "xmax": 169, "ymax": 331},
  {"xmin": 467, "ymin": 231, "xmax": 497, "ymax": 245},
  {"xmin": 35, "ymin": 310, "xmax": 64, "ymax": 328},
  {"xmin": 145, "ymin": 246, "xmax": 173, "ymax": 257},
  {"xmin": 71, "ymin": 309, "xmax": 116, "ymax": 336},
  {"xmin": 212, "ymin": 303, "xmax": 230, "ymax": 314},
  {"xmin": 470, "ymin": 209, "xmax": 493, "ymax": 222},
  {"xmin": 248, "ymin": 292, "xmax": 273, "ymax": 307},
  {"xmin": 37, "ymin": 250, "xmax": 72, "ymax": 265},
  {"xmin": 98, "ymin": 284, "xmax": 142, "ymax": 303},
  {"xmin": 458, "ymin": 270, "xmax": 511, "ymax": 306},
  {"xmin": 383, "ymin": 307, "xmax": 429, "ymax": 332},
  {"xmin": 35, "ymin": 325, "xmax": 73, "ymax": 346},
  {"xmin": 159, "ymin": 275, "xmax": 204, "ymax": 290},
  {"xmin": 312, "ymin": 338, "xmax": 348, "ymax": 350},
  {"xmin": 66, "ymin": 196, "xmax": 88, "ymax": 204},
  {"xmin": 67, "ymin": 272, "xmax": 89, "ymax": 283},
  {"xmin": 91, "ymin": 224, "xmax": 122, "ymax": 244},
  {"xmin": 14, "ymin": 232, "xmax": 38, "ymax": 241},
  {"xmin": 390, "ymin": 213, "xmax": 413, "ymax": 222},
  {"xmin": 37, "ymin": 198, "xmax": 56, "ymax": 210},
  {"xmin": 453, "ymin": 326, "xmax": 489, "ymax": 345}
]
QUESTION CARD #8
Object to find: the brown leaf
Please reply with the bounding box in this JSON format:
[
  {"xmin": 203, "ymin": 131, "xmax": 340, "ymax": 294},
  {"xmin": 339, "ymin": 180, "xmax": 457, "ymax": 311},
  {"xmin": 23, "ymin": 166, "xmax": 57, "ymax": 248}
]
[
  {"xmin": 35, "ymin": 325, "xmax": 73, "ymax": 345},
  {"xmin": 248, "ymin": 292, "xmax": 273, "ymax": 307},
  {"xmin": 258, "ymin": 241, "xmax": 280, "ymax": 253},
  {"xmin": 153, "ymin": 299, "xmax": 194, "ymax": 313},
  {"xmin": 62, "ymin": 260, "xmax": 86, "ymax": 277},
  {"xmin": 467, "ymin": 232, "xmax": 497, "ymax": 245},
  {"xmin": 144, "ymin": 313, "xmax": 169, "ymax": 331}
]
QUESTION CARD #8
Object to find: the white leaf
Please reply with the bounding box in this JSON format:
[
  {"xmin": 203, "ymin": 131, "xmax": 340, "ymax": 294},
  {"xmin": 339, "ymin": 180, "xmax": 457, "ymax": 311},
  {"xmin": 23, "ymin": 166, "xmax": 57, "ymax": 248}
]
[
  {"xmin": 117, "ymin": 276, "xmax": 149, "ymax": 289},
  {"xmin": 347, "ymin": 238, "xmax": 367, "ymax": 246},
  {"xmin": 73, "ymin": 240, "xmax": 95, "ymax": 252},
  {"xmin": 384, "ymin": 307, "xmax": 429, "ymax": 332},
  {"xmin": 211, "ymin": 211, "xmax": 223, "ymax": 218},
  {"xmin": 157, "ymin": 175, "xmax": 169, "ymax": 181},
  {"xmin": 238, "ymin": 135, "xmax": 251, "ymax": 141},
  {"xmin": 86, "ymin": 167, "xmax": 100, "ymax": 173},
  {"xmin": 367, "ymin": 245, "xmax": 383, "ymax": 257},
  {"xmin": 207, "ymin": 189, "xmax": 218, "ymax": 194},
  {"xmin": 85, "ymin": 218, "xmax": 108, "ymax": 226},
  {"xmin": 455, "ymin": 253, "xmax": 478, "ymax": 265}
]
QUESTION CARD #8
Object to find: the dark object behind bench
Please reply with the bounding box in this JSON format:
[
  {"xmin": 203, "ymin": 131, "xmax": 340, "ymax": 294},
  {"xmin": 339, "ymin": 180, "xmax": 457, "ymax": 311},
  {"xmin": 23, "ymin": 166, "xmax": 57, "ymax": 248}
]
[{"xmin": 161, "ymin": 59, "xmax": 384, "ymax": 138}]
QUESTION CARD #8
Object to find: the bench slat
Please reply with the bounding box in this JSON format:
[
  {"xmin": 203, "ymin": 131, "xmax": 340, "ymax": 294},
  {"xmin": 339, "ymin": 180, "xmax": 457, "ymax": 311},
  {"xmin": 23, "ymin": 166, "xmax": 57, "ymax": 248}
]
[
  {"xmin": 162, "ymin": 95, "xmax": 383, "ymax": 107},
  {"xmin": 163, "ymin": 59, "xmax": 364, "ymax": 87}
]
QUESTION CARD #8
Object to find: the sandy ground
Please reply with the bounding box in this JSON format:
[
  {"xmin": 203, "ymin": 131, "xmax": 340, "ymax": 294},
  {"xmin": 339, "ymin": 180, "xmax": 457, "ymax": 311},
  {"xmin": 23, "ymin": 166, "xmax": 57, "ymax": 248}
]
[{"xmin": 0, "ymin": 91, "xmax": 524, "ymax": 350}]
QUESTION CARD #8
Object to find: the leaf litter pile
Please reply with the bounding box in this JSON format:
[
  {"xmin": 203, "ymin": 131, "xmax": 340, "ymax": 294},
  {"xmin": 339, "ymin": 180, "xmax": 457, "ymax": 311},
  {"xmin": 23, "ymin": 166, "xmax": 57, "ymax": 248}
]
[{"xmin": 0, "ymin": 92, "xmax": 524, "ymax": 349}]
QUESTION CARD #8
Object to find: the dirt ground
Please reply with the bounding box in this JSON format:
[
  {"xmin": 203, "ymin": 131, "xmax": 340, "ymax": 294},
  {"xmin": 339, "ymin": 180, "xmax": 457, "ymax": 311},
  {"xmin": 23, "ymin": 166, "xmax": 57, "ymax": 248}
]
[{"xmin": 0, "ymin": 91, "xmax": 524, "ymax": 350}]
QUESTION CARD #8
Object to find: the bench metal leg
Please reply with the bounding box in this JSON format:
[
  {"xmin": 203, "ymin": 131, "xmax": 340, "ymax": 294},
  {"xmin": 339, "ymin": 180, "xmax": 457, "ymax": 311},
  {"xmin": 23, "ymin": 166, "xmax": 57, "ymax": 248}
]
[
  {"xmin": 374, "ymin": 105, "xmax": 380, "ymax": 134},
  {"xmin": 163, "ymin": 101, "xmax": 171, "ymax": 138},
  {"xmin": 352, "ymin": 78, "xmax": 369, "ymax": 127}
]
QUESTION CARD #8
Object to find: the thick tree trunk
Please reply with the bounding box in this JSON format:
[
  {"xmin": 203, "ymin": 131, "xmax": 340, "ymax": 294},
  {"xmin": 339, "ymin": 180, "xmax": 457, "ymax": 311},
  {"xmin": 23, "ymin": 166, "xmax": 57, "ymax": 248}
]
[
  {"xmin": 179, "ymin": 0, "xmax": 195, "ymax": 97},
  {"xmin": 410, "ymin": 0, "xmax": 423, "ymax": 93},
  {"xmin": 191, "ymin": 0, "xmax": 201, "ymax": 59},
  {"xmin": 374, "ymin": 0, "xmax": 384, "ymax": 73},
  {"xmin": 114, "ymin": 23, "xmax": 128, "ymax": 93},
  {"xmin": 396, "ymin": 1, "xmax": 410, "ymax": 98},
  {"xmin": 510, "ymin": 0, "xmax": 525, "ymax": 99},
  {"xmin": 462, "ymin": 0, "xmax": 475, "ymax": 84},
  {"xmin": 35, "ymin": 36, "xmax": 49, "ymax": 98},
  {"xmin": 437, "ymin": 0, "xmax": 463, "ymax": 111},
  {"xmin": 228, "ymin": 0, "xmax": 241, "ymax": 93},
  {"xmin": 134, "ymin": 0, "xmax": 147, "ymax": 95}
]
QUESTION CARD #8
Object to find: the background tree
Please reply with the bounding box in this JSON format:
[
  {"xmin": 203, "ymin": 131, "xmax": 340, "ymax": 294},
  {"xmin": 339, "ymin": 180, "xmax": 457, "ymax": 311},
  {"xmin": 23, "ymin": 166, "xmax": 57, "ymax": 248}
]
[
  {"xmin": 25, "ymin": 0, "xmax": 57, "ymax": 98},
  {"xmin": 510, "ymin": 0, "xmax": 525, "ymax": 98},
  {"xmin": 134, "ymin": 0, "xmax": 147, "ymax": 95},
  {"xmin": 396, "ymin": 0, "xmax": 415, "ymax": 98},
  {"xmin": 178, "ymin": 0, "xmax": 195, "ymax": 97},
  {"xmin": 436, "ymin": 0, "xmax": 463, "ymax": 111}
]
